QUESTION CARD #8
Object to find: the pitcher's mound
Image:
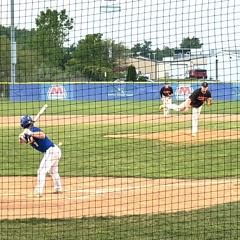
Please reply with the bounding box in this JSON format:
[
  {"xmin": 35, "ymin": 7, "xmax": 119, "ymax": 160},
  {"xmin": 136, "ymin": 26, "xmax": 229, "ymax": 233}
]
[{"xmin": 105, "ymin": 130, "xmax": 240, "ymax": 143}]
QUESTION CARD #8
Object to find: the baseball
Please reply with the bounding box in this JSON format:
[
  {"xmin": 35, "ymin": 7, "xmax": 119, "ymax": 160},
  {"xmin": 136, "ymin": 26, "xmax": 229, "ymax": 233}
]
[{"xmin": 58, "ymin": 142, "xmax": 63, "ymax": 146}]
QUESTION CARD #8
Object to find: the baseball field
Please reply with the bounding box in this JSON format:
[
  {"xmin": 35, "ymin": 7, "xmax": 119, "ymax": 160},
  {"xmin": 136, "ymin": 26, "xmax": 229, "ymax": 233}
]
[{"xmin": 1, "ymin": 100, "xmax": 240, "ymax": 239}]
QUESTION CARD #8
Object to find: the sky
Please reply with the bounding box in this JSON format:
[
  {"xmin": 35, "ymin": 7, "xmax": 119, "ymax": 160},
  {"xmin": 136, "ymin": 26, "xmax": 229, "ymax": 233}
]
[{"xmin": 0, "ymin": 0, "xmax": 239, "ymax": 53}]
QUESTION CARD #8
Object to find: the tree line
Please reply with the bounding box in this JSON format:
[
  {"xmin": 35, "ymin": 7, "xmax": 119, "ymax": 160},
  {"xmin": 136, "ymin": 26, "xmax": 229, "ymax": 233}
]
[{"xmin": 0, "ymin": 9, "xmax": 202, "ymax": 82}]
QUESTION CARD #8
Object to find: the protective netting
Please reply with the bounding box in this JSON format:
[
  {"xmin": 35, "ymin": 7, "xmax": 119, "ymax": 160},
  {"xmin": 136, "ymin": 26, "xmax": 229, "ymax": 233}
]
[{"xmin": 1, "ymin": 0, "xmax": 240, "ymax": 239}]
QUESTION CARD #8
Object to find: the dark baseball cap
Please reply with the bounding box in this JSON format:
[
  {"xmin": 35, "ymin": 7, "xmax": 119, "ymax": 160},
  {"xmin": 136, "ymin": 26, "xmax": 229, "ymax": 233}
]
[
  {"xmin": 202, "ymin": 82, "xmax": 208, "ymax": 87},
  {"xmin": 165, "ymin": 81, "xmax": 169, "ymax": 85}
]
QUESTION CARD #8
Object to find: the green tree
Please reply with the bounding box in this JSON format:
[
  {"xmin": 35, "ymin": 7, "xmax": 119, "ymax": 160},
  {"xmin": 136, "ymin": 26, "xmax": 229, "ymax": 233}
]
[
  {"xmin": 130, "ymin": 41, "xmax": 174, "ymax": 60},
  {"xmin": 155, "ymin": 46, "xmax": 174, "ymax": 61},
  {"xmin": 0, "ymin": 34, "xmax": 40, "ymax": 82},
  {"xmin": 126, "ymin": 64, "xmax": 137, "ymax": 82},
  {"xmin": 67, "ymin": 33, "xmax": 109, "ymax": 81},
  {"xmin": 0, "ymin": 25, "xmax": 37, "ymax": 51},
  {"xmin": 180, "ymin": 37, "xmax": 202, "ymax": 49},
  {"xmin": 73, "ymin": 33, "xmax": 110, "ymax": 67},
  {"xmin": 131, "ymin": 40, "xmax": 153, "ymax": 58},
  {"xmin": 16, "ymin": 44, "xmax": 42, "ymax": 82},
  {"xmin": 16, "ymin": 28, "xmax": 36, "ymax": 50},
  {"xmin": 68, "ymin": 33, "xmax": 126, "ymax": 81},
  {"xmin": 0, "ymin": 35, "xmax": 11, "ymax": 79},
  {"xmin": 33, "ymin": 9, "xmax": 73, "ymax": 68}
]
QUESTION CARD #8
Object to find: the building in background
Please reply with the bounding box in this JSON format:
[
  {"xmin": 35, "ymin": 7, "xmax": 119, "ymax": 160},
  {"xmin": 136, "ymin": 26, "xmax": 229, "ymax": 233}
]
[
  {"xmin": 162, "ymin": 48, "xmax": 208, "ymax": 80},
  {"xmin": 128, "ymin": 48, "xmax": 208, "ymax": 81},
  {"xmin": 206, "ymin": 50, "xmax": 240, "ymax": 82},
  {"xmin": 128, "ymin": 48, "xmax": 240, "ymax": 82}
]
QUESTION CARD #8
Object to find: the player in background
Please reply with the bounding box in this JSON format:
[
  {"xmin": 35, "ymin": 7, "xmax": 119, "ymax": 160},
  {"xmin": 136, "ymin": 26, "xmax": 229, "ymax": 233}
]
[
  {"xmin": 162, "ymin": 82, "xmax": 212, "ymax": 137},
  {"xmin": 159, "ymin": 82, "xmax": 174, "ymax": 117},
  {"xmin": 19, "ymin": 115, "xmax": 63, "ymax": 197}
]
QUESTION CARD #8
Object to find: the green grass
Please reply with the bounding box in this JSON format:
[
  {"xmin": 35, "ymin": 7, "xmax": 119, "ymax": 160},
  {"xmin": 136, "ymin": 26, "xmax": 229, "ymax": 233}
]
[
  {"xmin": 1, "ymin": 100, "xmax": 240, "ymax": 239},
  {"xmin": 0, "ymin": 100, "xmax": 240, "ymax": 115},
  {"xmin": 1, "ymin": 203, "xmax": 240, "ymax": 240},
  {"xmin": 2, "ymin": 122, "xmax": 240, "ymax": 178}
]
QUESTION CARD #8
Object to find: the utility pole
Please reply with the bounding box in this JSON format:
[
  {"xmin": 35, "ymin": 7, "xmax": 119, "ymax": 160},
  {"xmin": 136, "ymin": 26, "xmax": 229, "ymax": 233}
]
[
  {"xmin": 11, "ymin": 0, "xmax": 16, "ymax": 83},
  {"xmin": 100, "ymin": 0, "xmax": 121, "ymax": 69},
  {"xmin": 100, "ymin": 0, "xmax": 121, "ymax": 40}
]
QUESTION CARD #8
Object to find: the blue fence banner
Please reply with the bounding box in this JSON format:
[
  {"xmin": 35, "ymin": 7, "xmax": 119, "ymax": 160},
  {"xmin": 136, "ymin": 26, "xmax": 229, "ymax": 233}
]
[{"xmin": 10, "ymin": 83, "xmax": 236, "ymax": 101}]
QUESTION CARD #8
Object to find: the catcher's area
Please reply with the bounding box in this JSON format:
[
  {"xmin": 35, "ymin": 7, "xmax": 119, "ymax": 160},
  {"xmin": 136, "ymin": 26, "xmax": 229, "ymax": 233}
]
[{"xmin": 1, "ymin": 114, "xmax": 240, "ymax": 219}]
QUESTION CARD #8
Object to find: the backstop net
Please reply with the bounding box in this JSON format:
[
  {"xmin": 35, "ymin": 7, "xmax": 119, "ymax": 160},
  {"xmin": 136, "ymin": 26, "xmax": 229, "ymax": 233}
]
[{"xmin": 1, "ymin": 0, "xmax": 240, "ymax": 239}]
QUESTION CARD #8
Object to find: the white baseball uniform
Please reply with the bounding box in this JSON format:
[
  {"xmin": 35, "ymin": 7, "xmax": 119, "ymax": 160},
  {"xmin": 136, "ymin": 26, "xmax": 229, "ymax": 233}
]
[
  {"xmin": 35, "ymin": 145, "xmax": 62, "ymax": 195},
  {"xmin": 160, "ymin": 85, "xmax": 173, "ymax": 117},
  {"xmin": 28, "ymin": 126, "xmax": 62, "ymax": 195},
  {"xmin": 167, "ymin": 87, "xmax": 212, "ymax": 135},
  {"xmin": 162, "ymin": 96, "xmax": 172, "ymax": 117}
]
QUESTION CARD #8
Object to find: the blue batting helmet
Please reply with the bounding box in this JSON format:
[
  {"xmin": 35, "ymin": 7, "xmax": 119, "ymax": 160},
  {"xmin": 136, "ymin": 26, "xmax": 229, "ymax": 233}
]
[{"xmin": 20, "ymin": 115, "xmax": 34, "ymax": 128}]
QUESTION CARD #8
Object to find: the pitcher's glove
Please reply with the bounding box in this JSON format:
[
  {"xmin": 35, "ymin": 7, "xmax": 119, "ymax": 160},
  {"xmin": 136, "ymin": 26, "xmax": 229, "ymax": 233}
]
[{"xmin": 207, "ymin": 98, "xmax": 213, "ymax": 105}]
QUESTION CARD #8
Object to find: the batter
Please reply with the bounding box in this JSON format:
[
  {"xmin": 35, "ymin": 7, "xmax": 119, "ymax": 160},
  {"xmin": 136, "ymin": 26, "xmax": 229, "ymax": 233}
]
[{"xmin": 19, "ymin": 115, "xmax": 63, "ymax": 197}]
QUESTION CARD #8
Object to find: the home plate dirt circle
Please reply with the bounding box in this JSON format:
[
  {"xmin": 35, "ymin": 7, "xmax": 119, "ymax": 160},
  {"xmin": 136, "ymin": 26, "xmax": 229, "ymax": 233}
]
[{"xmin": 0, "ymin": 176, "xmax": 240, "ymax": 219}]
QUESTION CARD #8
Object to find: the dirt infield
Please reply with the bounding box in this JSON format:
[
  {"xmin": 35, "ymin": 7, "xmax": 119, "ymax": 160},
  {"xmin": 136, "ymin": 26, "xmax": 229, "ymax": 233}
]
[
  {"xmin": 1, "ymin": 176, "xmax": 240, "ymax": 219},
  {"xmin": 1, "ymin": 114, "xmax": 239, "ymax": 219},
  {"xmin": 106, "ymin": 130, "xmax": 240, "ymax": 143},
  {"xmin": 1, "ymin": 113, "xmax": 240, "ymax": 127}
]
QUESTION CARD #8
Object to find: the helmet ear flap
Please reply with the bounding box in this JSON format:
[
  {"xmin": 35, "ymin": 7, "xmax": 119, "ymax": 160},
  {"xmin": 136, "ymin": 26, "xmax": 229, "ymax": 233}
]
[{"xmin": 26, "ymin": 122, "xmax": 33, "ymax": 128}]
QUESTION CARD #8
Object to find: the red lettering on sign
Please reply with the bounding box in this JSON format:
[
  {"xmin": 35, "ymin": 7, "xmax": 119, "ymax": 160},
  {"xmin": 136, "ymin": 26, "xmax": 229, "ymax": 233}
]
[
  {"xmin": 50, "ymin": 87, "xmax": 63, "ymax": 95},
  {"xmin": 178, "ymin": 87, "xmax": 191, "ymax": 94}
]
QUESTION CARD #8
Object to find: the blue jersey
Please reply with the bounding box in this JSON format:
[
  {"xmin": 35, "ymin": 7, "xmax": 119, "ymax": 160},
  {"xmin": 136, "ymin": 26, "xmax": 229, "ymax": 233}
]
[{"xmin": 29, "ymin": 127, "xmax": 55, "ymax": 153}]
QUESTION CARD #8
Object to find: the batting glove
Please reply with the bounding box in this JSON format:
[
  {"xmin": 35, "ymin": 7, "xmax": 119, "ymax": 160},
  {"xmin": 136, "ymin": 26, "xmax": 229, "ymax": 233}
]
[{"xmin": 23, "ymin": 128, "xmax": 33, "ymax": 136}]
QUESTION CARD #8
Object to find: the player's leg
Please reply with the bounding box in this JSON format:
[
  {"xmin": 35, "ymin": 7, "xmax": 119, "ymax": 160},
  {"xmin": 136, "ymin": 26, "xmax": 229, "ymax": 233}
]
[
  {"xmin": 160, "ymin": 97, "xmax": 166, "ymax": 111},
  {"xmin": 164, "ymin": 97, "xmax": 172, "ymax": 117},
  {"xmin": 167, "ymin": 101, "xmax": 186, "ymax": 111},
  {"xmin": 192, "ymin": 106, "xmax": 202, "ymax": 136},
  {"xmin": 48, "ymin": 147, "xmax": 62, "ymax": 193},
  {"xmin": 163, "ymin": 97, "xmax": 168, "ymax": 116},
  {"xmin": 34, "ymin": 153, "xmax": 53, "ymax": 195}
]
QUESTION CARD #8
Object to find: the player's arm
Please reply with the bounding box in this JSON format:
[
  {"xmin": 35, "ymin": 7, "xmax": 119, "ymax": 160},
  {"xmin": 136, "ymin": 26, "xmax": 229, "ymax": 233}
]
[
  {"xmin": 31, "ymin": 131, "xmax": 45, "ymax": 139},
  {"xmin": 160, "ymin": 89, "xmax": 163, "ymax": 98},
  {"xmin": 18, "ymin": 132, "xmax": 34, "ymax": 144},
  {"xmin": 184, "ymin": 99, "xmax": 192, "ymax": 112},
  {"xmin": 206, "ymin": 92, "xmax": 213, "ymax": 105},
  {"xmin": 19, "ymin": 133, "xmax": 28, "ymax": 144},
  {"xmin": 207, "ymin": 97, "xmax": 213, "ymax": 105},
  {"xmin": 23, "ymin": 129, "xmax": 45, "ymax": 139}
]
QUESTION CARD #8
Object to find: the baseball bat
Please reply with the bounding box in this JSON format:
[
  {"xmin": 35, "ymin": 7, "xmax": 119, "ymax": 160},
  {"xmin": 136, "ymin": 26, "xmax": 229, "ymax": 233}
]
[{"xmin": 34, "ymin": 104, "xmax": 48, "ymax": 122}]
